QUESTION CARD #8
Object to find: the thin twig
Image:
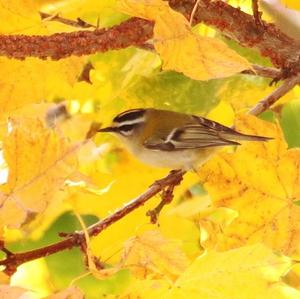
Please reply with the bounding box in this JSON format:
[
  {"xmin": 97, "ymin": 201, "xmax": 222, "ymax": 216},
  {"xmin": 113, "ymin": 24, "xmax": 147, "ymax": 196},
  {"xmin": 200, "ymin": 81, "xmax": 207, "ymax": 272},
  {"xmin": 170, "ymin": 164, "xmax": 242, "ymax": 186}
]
[
  {"xmin": 242, "ymin": 64, "xmax": 282, "ymax": 79},
  {"xmin": 0, "ymin": 0, "xmax": 299, "ymax": 278},
  {"xmin": 170, "ymin": 0, "xmax": 300, "ymax": 73},
  {"xmin": 40, "ymin": 12, "xmax": 96, "ymax": 29},
  {"xmin": 0, "ymin": 170, "xmax": 185, "ymax": 275},
  {"xmin": 189, "ymin": 0, "xmax": 201, "ymax": 26},
  {"xmin": 146, "ymin": 170, "xmax": 184, "ymax": 224},
  {"xmin": 248, "ymin": 73, "xmax": 300, "ymax": 115},
  {"xmin": 251, "ymin": 0, "xmax": 264, "ymax": 27}
]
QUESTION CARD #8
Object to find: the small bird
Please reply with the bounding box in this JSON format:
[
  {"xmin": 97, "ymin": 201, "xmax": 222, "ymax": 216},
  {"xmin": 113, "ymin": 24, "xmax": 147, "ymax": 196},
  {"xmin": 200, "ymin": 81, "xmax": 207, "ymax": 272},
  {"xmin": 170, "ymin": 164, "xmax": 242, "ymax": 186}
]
[{"xmin": 98, "ymin": 108, "xmax": 271, "ymax": 170}]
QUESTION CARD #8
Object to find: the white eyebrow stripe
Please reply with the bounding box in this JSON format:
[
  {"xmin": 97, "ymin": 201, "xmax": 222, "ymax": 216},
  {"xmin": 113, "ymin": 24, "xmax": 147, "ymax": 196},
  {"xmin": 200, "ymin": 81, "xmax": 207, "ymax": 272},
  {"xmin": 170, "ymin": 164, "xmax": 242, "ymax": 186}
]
[{"xmin": 116, "ymin": 117, "xmax": 145, "ymax": 127}]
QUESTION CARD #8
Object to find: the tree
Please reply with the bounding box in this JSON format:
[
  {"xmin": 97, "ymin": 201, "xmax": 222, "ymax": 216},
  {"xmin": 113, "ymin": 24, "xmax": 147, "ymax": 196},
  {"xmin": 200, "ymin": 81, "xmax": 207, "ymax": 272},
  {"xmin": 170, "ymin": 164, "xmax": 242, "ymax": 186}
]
[{"xmin": 0, "ymin": 0, "xmax": 299, "ymax": 298}]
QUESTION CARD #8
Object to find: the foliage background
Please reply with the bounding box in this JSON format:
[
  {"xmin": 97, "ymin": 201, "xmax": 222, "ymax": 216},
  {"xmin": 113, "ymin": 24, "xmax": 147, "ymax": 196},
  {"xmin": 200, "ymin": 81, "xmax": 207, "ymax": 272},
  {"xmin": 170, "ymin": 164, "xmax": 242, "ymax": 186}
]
[{"xmin": 0, "ymin": 0, "xmax": 300, "ymax": 298}]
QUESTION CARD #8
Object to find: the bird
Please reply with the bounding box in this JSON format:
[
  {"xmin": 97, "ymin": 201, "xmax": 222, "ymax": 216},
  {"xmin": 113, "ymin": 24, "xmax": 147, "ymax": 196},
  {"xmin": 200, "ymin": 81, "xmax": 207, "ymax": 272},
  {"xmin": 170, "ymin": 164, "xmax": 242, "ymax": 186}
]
[{"xmin": 98, "ymin": 108, "xmax": 271, "ymax": 170}]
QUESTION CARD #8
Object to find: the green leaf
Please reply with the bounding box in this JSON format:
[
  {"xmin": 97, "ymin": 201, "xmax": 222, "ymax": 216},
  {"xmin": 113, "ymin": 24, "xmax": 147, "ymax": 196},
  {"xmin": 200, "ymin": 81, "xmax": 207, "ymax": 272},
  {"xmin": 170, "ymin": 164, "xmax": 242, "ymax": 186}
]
[
  {"xmin": 127, "ymin": 71, "xmax": 222, "ymax": 114},
  {"xmin": 280, "ymin": 99, "xmax": 300, "ymax": 148},
  {"xmin": 8, "ymin": 212, "xmax": 131, "ymax": 299}
]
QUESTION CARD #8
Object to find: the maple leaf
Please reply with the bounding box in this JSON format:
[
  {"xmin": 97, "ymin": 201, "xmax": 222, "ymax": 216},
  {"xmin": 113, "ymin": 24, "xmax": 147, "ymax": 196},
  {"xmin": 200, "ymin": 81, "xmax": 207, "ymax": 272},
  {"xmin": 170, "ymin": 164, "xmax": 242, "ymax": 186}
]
[
  {"xmin": 118, "ymin": 279, "xmax": 170, "ymax": 298},
  {"xmin": 0, "ymin": 0, "xmax": 40, "ymax": 34},
  {"xmin": 45, "ymin": 286, "xmax": 84, "ymax": 299},
  {"xmin": 167, "ymin": 244, "xmax": 299, "ymax": 299},
  {"xmin": 117, "ymin": 0, "xmax": 250, "ymax": 80},
  {"xmin": 199, "ymin": 115, "xmax": 300, "ymax": 258},
  {"xmin": 0, "ymin": 57, "xmax": 83, "ymax": 124},
  {"xmin": 0, "ymin": 118, "xmax": 78, "ymax": 231},
  {"xmin": 281, "ymin": 0, "xmax": 300, "ymax": 10},
  {"xmin": 121, "ymin": 230, "xmax": 190, "ymax": 280}
]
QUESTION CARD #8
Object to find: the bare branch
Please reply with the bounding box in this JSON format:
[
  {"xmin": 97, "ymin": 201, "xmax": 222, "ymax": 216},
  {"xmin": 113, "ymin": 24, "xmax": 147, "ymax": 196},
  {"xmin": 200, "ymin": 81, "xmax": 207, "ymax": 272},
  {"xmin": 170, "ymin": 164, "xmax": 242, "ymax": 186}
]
[
  {"xmin": 40, "ymin": 12, "xmax": 96, "ymax": 29},
  {"xmin": 170, "ymin": 0, "xmax": 300, "ymax": 73},
  {"xmin": 189, "ymin": 0, "xmax": 201, "ymax": 26},
  {"xmin": 0, "ymin": 0, "xmax": 298, "ymax": 75},
  {"xmin": 248, "ymin": 73, "xmax": 300, "ymax": 115},
  {"xmin": 0, "ymin": 169, "xmax": 185, "ymax": 275},
  {"xmin": 0, "ymin": 17, "xmax": 153, "ymax": 60},
  {"xmin": 0, "ymin": 0, "xmax": 299, "ymax": 278},
  {"xmin": 242, "ymin": 65, "xmax": 282, "ymax": 79},
  {"xmin": 251, "ymin": 0, "xmax": 264, "ymax": 27}
]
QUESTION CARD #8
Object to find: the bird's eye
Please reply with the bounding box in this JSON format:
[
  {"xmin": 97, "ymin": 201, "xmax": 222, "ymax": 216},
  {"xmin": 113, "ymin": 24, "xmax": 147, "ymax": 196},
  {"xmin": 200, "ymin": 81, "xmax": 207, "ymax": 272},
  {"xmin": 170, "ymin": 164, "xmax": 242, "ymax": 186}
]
[{"xmin": 117, "ymin": 124, "xmax": 135, "ymax": 136}]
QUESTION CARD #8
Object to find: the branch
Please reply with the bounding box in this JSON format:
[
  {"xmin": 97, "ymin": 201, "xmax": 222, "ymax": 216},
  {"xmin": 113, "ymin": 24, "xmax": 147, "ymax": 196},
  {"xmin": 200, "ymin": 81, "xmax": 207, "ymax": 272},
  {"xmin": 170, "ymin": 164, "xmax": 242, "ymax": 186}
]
[
  {"xmin": 0, "ymin": 0, "xmax": 299, "ymax": 75},
  {"xmin": 0, "ymin": 0, "xmax": 298, "ymax": 278},
  {"xmin": 248, "ymin": 73, "xmax": 300, "ymax": 115},
  {"xmin": 243, "ymin": 64, "xmax": 282, "ymax": 79},
  {"xmin": 39, "ymin": 12, "xmax": 96, "ymax": 29},
  {"xmin": 169, "ymin": 0, "xmax": 300, "ymax": 73},
  {"xmin": 251, "ymin": 0, "xmax": 263, "ymax": 27},
  {"xmin": 0, "ymin": 17, "xmax": 153, "ymax": 60},
  {"xmin": 0, "ymin": 169, "xmax": 184, "ymax": 276}
]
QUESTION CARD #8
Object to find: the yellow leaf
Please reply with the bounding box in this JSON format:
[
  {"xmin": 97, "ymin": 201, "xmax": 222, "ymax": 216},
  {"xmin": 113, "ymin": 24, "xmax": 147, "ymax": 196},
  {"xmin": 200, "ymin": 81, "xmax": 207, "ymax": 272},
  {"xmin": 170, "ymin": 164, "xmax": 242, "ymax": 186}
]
[
  {"xmin": 11, "ymin": 259, "xmax": 51, "ymax": 297},
  {"xmin": 207, "ymin": 100, "xmax": 235, "ymax": 127},
  {"xmin": 121, "ymin": 230, "xmax": 190, "ymax": 280},
  {"xmin": 284, "ymin": 264, "xmax": 300, "ymax": 290},
  {"xmin": 0, "ymin": 118, "xmax": 78, "ymax": 230},
  {"xmin": 118, "ymin": 279, "xmax": 170, "ymax": 298},
  {"xmin": 0, "ymin": 57, "xmax": 83, "ymax": 121},
  {"xmin": 167, "ymin": 195, "xmax": 211, "ymax": 218},
  {"xmin": 0, "ymin": 272, "xmax": 10, "ymax": 284},
  {"xmin": 167, "ymin": 244, "xmax": 299, "ymax": 299},
  {"xmin": 281, "ymin": 0, "xmax": 300, "ymax": 10},
  {"xmin": 72, "ymin": 211, "xmax": 121, "ymax": 281},
  {"xmin": 199, "ymin": 115, "xmax": 300, "ymax": 257},
  {"xmin": 0, "ymin": 285, "xmax": 34, "ymax": 299},
  {"xmin": 70, "ymin": 150, "xmax": 200, "ymax": 263},
  {"xmin": 46, "ymin": 287, "xmax": 84, "ymax": 299},
  {"xmin": 0, "ymin": 0, "xmax": 40, "ymax": 34},
  {"xmin": 118, "ymin": 0, "xmax": 250, "ymax": 80},
  {"xmin": 0, "ymin": 0, "xmax": 90, "ymax": 35}
]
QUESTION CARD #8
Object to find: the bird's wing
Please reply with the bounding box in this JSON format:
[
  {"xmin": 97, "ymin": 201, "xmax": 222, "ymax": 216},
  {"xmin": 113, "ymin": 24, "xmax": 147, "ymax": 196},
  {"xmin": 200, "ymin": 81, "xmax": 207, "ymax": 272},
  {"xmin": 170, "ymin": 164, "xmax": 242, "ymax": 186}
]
[
  {"xmin": 144, "ymin": 115, "xmax": 270, "ymax": 151},
  {"xmin": 143, "ymin": 122, "xmax": 240, "ymax": 151}
]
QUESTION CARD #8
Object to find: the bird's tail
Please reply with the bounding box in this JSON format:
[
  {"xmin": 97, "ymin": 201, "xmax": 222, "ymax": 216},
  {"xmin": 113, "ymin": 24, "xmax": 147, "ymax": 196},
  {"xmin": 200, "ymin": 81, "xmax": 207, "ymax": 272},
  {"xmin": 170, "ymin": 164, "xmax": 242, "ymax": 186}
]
[{"xmin": 221, "ymin": 132, "xmax": 273, "ymax": 142}]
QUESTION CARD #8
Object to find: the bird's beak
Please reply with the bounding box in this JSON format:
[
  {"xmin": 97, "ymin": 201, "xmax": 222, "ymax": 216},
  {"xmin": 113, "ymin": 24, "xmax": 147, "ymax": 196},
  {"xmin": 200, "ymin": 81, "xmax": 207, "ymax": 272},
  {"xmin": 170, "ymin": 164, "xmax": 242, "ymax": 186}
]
[{"xmin": 98, "ymin": 126, "xmax": 117, "ymax": 133}]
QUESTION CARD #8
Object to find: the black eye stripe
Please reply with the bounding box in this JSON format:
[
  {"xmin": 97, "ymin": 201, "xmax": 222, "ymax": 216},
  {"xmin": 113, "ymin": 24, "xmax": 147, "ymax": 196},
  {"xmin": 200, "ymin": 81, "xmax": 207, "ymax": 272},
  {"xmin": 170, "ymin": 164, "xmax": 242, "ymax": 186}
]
[{"xmin": 113, "ymin": 109, "xmax": 145, "ymax": 123}]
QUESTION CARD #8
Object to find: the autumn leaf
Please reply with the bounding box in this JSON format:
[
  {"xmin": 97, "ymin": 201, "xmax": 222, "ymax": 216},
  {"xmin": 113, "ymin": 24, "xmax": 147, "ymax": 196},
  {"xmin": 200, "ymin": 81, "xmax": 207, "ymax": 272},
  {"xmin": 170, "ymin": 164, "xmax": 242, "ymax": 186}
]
[
  {"xmin": 0, "ymin": 272, "xmax": 9, "ymax": 284},
  {"xmin": 121, "ymin": 230, "xmax": 190, "ymax": 280},
  {"xmin": 0, "ymin": 0, "xmax": 299, "ymax": 298},
  {"xmin": 46, "ymin": 286, "xmax": 84, "ymax": 299},
  {"xmin": 198, "ymin": 115, "xmax": 300, "ymax": 258},
  {"xmin": 117, "ymin": 0, "xmax": 250, "ymax": 80},
  {"xmin": 167, "ymin": 244, "xmax": 299, "ymax": 299},
  {"xmin": 0, "ymin": 57, "xmax": 84, "ymax": 123},
  {"xmin": 281, "ymin": 0, "xmax": 300, "ymax": 10},
  {"xmin": 0, "ymin": 0, "xmax": 40, "ymax": 34},
  {"xmin": 0, "ymin": 118, "xmax": 78, "ymax": 231},
  {"xmin": 118, "ymin": 279, "xmax": 170, "ymax": 298},
  {"xmin": 167, "ymin": 195, "xmax": 211, "ymax": 218},
  {"xmin": 0, "ymin": 1, "xmax": 84, "ymax": 126},
  {"xmin": 0, "ymin": 285, "xmax": 34, "ymax": 299}
]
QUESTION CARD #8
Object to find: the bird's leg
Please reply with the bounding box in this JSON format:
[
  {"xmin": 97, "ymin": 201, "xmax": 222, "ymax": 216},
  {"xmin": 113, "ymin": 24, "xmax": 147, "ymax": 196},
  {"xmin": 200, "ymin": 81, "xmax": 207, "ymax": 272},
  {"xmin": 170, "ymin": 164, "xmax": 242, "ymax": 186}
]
[
  {"xmin": 150, "ymin": 169, "xmax": 183, "ymax": 188},
  {"xmin": 147, "ymin": 169, "xmax": 184, "ymax": 224}
]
